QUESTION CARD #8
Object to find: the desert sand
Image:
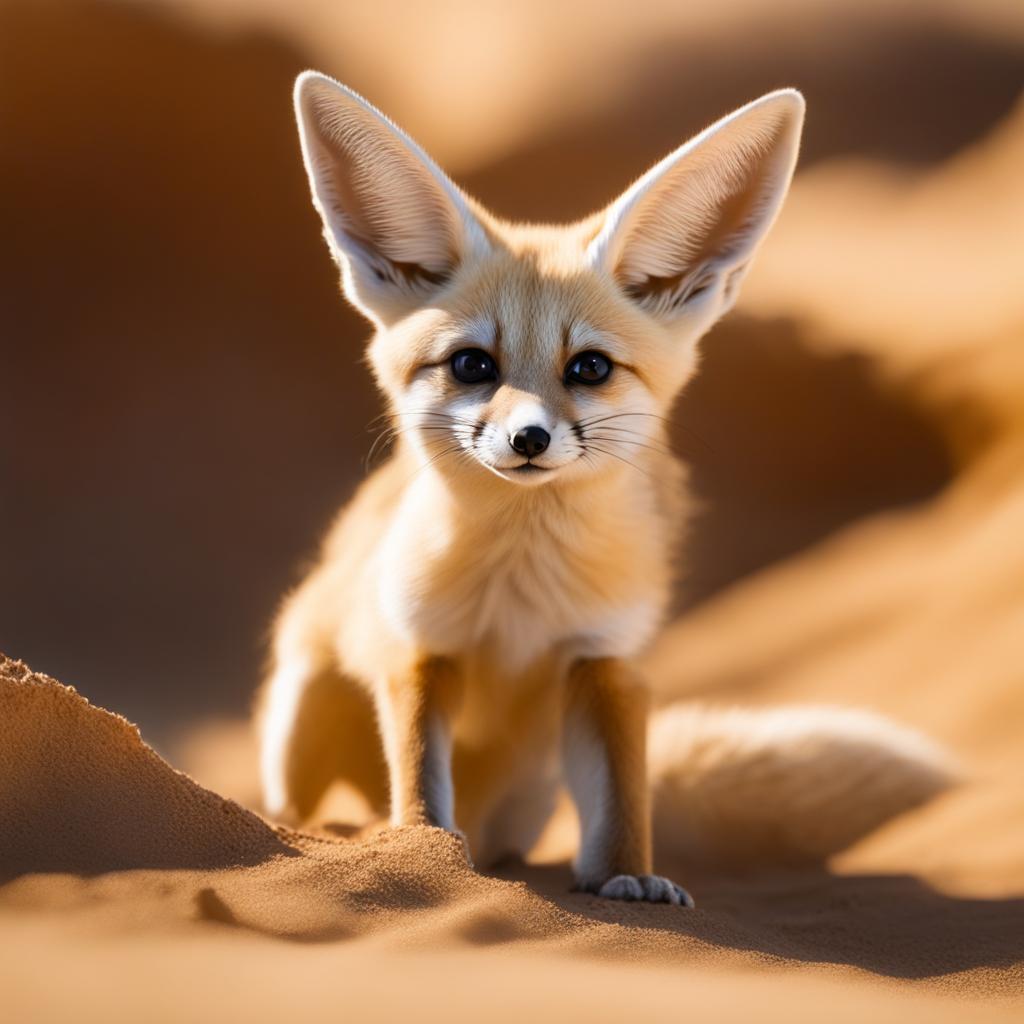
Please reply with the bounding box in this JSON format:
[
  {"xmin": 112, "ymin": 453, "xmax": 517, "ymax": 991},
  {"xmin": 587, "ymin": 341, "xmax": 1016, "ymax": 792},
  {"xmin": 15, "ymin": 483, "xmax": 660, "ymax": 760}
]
[
  {"xmin": 2, "ymin": 0, "xmax": 1023, "ymax": 1019},
  {"xmin": 2, "ymin": 652, "xmax": 1022, "ymax": 1021}
]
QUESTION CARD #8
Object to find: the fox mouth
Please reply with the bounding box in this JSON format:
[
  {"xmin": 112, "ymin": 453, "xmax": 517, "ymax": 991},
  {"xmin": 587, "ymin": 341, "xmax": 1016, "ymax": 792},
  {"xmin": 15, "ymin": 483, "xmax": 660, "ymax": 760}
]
[{"xmin": 482, "ymin": 460, "xmax": 560, "ymax": 484}]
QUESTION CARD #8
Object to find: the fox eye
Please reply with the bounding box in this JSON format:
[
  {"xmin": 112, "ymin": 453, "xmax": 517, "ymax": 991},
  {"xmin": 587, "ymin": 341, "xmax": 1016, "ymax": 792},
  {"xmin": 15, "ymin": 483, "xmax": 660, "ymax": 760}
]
[
  {"xmin": 451, "ymin": 348, "xmax": 498, "ymax": 384},
  {"xmin": 565, "ymin": 351, "xmax": 612, "ymax": 385}
]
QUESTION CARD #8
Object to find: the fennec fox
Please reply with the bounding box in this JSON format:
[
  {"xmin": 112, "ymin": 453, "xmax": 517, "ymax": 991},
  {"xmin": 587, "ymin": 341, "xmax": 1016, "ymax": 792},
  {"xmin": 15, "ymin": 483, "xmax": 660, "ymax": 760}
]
[{"xmin": 259, "ymin": 74, "xmax": 952, "ymax": 905}]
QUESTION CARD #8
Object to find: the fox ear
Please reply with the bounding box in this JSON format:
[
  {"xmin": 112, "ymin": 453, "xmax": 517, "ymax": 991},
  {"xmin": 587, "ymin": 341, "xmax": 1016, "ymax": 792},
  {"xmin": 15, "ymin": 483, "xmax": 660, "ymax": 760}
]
[
  {"xmin": 588, "ymin": 89, "xmax": 804, "ymax": 322},
  {"xmin": 294, "ymin": 72, "xmax": 488, "ymax": 325}
]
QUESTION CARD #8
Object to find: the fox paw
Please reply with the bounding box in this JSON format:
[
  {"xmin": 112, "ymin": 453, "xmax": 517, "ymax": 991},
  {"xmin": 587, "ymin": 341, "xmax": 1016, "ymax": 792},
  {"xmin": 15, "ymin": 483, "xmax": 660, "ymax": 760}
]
[{"xmin": 594, "ymin": 874, "xmax": 694, "ymax": 907}]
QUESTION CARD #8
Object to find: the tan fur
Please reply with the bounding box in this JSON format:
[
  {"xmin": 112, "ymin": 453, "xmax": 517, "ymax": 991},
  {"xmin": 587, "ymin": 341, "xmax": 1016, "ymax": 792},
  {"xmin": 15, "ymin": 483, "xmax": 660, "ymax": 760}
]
[
  {"xmin": 648, "ymin": 704, "xmax": 956, "ymax": 869},
  {"xmin": 257, "ymin": 73, "xmax": 950, "ymax": 905}
]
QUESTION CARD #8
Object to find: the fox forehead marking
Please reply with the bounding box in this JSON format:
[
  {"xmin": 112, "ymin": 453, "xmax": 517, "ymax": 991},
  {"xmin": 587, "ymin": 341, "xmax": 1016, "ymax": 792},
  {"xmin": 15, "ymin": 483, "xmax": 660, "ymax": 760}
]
[{"xmin": 453, "ymin": 313, "xmax": 500, "ymax": 350}]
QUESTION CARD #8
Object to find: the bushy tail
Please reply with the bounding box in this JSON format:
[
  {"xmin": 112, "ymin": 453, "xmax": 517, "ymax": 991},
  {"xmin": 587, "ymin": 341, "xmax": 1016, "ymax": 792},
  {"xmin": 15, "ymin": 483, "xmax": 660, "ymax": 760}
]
[{"xmin": 648, "ymin": 704, "xmax": 956, "ymax": 869}]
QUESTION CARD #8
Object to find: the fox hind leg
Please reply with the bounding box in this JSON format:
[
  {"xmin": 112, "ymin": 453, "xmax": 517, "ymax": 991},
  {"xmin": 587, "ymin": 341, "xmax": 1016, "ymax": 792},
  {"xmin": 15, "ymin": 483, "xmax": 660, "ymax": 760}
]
[{"xmin": 258, "ymin": 653, "xmax": 387, "ymax": 823}]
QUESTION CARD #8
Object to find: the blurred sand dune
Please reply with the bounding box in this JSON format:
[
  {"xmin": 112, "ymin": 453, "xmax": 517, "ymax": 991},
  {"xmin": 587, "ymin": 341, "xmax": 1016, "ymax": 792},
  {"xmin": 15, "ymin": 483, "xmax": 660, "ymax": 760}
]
[
  {"xmin": 167, "ymin": 0, "xmax": 1024, "ymax": 175},
  {"xmin": 644, "ymin": 93, "xmax": 1024, "ymax": 774},
  {"xmin": 747, "ymin": 92, "xmax": 1024, "ymax": 362},
  {"xmin": 5, "ymin": 0, "xmax": 1022, "ymax": 727}
]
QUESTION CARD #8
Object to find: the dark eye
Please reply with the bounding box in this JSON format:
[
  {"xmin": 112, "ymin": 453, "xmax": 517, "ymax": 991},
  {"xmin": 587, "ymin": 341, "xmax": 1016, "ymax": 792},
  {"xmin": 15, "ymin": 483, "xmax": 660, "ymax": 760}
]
[
  {"xmin": 450, "ymin": 348, "xmax": 498, "ymax": 384},
  {"xmin": 565, "ymin": 351, "xmax": 612, "ymax": 385}
]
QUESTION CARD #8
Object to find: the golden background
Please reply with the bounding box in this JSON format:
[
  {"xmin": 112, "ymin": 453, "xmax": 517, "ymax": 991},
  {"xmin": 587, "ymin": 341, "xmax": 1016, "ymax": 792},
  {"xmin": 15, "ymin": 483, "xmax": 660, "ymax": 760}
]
[{"xmin": 2, "ymin": 0, "xmax": 1022, "ymax": 786}]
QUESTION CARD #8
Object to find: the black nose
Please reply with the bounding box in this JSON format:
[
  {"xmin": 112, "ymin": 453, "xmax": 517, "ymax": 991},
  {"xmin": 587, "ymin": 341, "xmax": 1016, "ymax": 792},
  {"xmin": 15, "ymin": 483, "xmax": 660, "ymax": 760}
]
[{"xmin": 510, "ymin": 425, "xmax": 550, "ymax": 458}]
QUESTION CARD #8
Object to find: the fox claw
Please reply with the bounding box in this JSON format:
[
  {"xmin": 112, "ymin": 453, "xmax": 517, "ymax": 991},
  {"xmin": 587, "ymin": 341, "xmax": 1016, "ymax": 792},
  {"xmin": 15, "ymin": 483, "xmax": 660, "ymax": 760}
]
[{"xmin": 596, "ymin": 874, "xmax": 695, "ymax": 907}]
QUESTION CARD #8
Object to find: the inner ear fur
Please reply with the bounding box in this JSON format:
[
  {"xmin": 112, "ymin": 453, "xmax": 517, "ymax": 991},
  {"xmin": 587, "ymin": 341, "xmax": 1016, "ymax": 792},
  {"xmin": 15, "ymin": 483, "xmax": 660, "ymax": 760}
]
[
  {"xmin": 590, "ymin": 89, "xmax": 805, "ymax": 318},
  {"xmin": 294, "ymin": 72, "xmax": 487, "ymax": 324}
]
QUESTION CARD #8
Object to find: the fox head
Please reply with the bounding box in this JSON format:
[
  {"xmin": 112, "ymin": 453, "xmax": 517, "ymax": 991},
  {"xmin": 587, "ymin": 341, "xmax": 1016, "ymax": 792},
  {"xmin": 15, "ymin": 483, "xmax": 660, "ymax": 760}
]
[{"xmin": 294, "ymin": 72, "xmax": 804, "ymax": 488}]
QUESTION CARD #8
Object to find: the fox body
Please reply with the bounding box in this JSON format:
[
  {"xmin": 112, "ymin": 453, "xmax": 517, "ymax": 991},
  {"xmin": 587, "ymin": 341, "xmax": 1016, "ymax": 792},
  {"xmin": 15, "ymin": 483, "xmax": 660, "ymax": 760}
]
[{"xmin": 259, "ymin": 74, "xmax": 950, "ymax": 905}]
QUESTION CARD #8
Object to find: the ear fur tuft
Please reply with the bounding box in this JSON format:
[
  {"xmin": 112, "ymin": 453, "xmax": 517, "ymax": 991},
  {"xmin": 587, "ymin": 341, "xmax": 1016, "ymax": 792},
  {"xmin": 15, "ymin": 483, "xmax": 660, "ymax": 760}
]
[
  {"xmin": 293, "ymin": 71, "xmax": 488, "ymax": 325},
  {"xmin": 588, "ymin": 89, "xmax": 805, "ymax": 321}
]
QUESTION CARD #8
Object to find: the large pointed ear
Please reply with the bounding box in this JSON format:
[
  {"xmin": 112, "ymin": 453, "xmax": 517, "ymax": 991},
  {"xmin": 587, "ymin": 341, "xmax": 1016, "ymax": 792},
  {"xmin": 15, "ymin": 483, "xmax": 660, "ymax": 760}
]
[
  {"xmin": 587, "ymin": 89, "xmax": 804, "ymax": 322},
  {"xmin": 294, "ymin": 71, "xmax": 489, "ymax": 326}
]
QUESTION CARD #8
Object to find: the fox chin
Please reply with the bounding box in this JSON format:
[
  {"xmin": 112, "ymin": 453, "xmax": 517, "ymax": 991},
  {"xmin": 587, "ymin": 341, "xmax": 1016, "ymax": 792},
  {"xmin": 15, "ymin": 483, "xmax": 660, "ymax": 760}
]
[{"xmin": 256, "ymin": 73, "xmax": 953, "ymax": 907}]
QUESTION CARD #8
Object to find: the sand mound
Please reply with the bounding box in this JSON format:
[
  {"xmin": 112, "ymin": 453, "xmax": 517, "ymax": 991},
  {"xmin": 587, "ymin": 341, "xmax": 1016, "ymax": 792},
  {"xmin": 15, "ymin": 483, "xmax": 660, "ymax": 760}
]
[
  {"xmin": 0, "ymin": 655, "xmax": 289, "ymax": 882},
  {"xmin": 0, "ymin": 654, "xmax": 553, "ymax": 941}
]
